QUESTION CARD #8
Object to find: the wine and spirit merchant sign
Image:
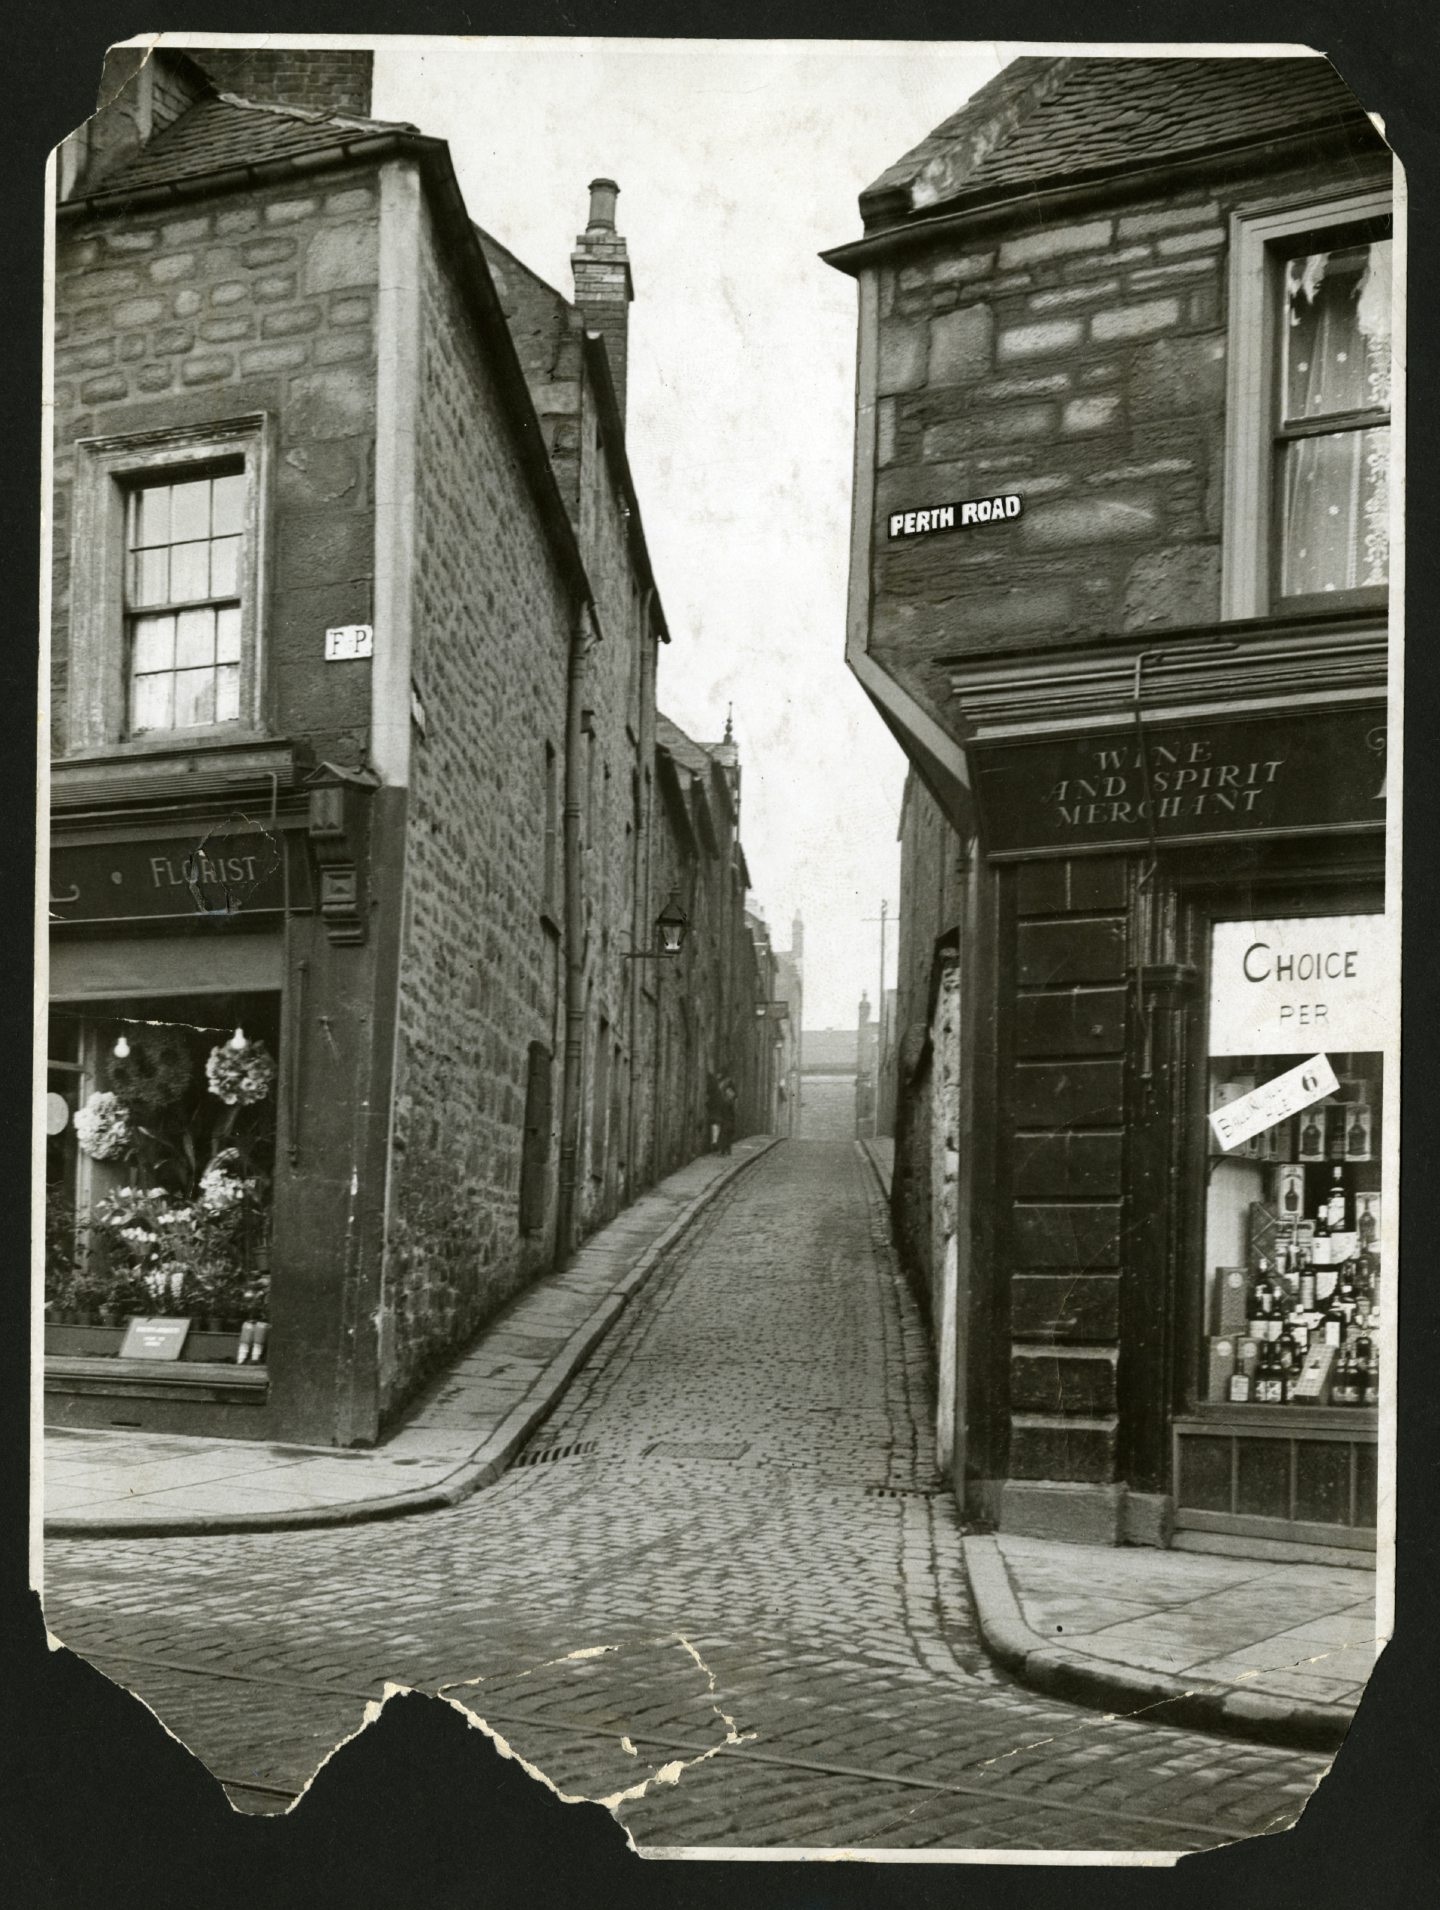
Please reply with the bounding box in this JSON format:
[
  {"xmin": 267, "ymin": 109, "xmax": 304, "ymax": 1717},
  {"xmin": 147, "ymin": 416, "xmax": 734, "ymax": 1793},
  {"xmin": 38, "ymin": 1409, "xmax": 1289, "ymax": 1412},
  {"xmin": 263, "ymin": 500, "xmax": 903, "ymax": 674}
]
[{"xmin": 973, "ymin": 706, "xmax": 1385, "ymax": 858}]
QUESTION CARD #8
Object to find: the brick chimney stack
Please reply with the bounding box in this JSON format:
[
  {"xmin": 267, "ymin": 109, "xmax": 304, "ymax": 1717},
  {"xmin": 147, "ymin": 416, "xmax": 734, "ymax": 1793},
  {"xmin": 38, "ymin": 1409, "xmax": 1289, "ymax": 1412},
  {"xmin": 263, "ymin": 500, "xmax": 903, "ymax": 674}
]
[
  {"xmin": 192, "ymin": 47, "xmax": 374, "ymax": 117},
  {"xmin": 571, "ymin": 178, "xmax": 634, "ymax": 423}
]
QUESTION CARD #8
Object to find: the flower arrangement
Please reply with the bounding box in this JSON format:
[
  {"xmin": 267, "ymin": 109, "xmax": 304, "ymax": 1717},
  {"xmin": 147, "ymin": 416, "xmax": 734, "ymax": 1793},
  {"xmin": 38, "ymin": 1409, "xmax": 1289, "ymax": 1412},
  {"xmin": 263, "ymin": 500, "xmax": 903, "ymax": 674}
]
[
  {"xmin": 205, "ymin": 1033, "xmax": 276, "ymax": 1108},
  {"xmin": 91, "ymin": 1177, "xmax": 269, "ymax": 1327},
  {"xmin": 108, "ymin": 1028, "xmax": 193, "ymax": 1119},
  {"xmin": 198, "ymin": 1148, "xmax": 256, "ymax": 1215},
  {"xmin": 73, "ymin": 1091, "xmax": 133, "ymax": 1161},
  {"xmin": 49, "ymin": 1017, "xmax": 277, "ymax": 1332}
]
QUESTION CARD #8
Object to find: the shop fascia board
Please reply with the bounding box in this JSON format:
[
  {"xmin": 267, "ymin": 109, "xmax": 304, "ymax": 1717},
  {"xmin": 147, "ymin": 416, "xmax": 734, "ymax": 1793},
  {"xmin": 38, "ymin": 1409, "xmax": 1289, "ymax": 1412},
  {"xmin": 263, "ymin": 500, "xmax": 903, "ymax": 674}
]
[
  {"xmin": 941, "ymin": 610, "xmax": 1387, "ymax": 745},
  {"xmin": 51, "ymin": 738, "xmax": 304, "ymax": 814}
]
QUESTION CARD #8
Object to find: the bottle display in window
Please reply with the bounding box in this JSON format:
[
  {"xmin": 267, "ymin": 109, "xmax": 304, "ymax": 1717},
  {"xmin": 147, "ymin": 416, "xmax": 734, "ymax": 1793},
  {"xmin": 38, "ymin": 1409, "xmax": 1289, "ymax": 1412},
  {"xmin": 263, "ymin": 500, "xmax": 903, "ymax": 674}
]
[{"xmin": 1204, "ymin": 1050, "xmax": 1382, "ymax": 1409}]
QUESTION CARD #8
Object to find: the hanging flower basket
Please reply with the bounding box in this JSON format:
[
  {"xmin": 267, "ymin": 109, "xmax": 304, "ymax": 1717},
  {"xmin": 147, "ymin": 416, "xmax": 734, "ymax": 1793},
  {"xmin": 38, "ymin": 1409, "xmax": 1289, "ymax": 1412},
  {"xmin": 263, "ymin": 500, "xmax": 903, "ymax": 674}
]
[
  {"xmin": 206, "ymin": 1035, "xmax": 276, "ymax": 1107},
  {"xmin": 73, "ymin": 1091, "xmax": 133, "ymax": 1161},
  {"xmin": 109, "ymin": 1028, "xmax": 193, "ymax": 1119}
]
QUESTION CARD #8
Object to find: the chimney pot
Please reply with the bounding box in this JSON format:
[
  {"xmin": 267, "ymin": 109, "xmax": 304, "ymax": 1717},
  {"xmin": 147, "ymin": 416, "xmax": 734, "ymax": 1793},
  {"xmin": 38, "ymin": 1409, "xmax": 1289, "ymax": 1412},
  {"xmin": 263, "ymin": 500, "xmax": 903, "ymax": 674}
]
[{"xmin": 587, "ymin": 178, "xmax": 620, "ymax": 232}]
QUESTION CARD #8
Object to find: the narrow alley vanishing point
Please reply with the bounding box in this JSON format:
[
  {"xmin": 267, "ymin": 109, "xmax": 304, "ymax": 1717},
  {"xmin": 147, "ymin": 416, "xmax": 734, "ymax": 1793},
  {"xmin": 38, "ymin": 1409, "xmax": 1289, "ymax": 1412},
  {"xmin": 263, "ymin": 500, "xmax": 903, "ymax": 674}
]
[{"xmin": 45, "ymin": 1141, "xmax": 1329, "ymax": 1854}]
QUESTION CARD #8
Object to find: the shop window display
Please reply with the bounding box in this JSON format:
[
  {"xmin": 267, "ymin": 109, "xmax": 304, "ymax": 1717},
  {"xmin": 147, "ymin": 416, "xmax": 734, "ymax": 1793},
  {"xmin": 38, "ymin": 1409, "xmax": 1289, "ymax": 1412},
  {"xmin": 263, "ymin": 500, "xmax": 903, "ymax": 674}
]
[
  {"xmin": 1204, "ymin": 1051, "xmax": 1382, "ymax": 1409},
  {"xmin": 45, "ymin": 990, "xmax": 278, "ymax": 1357},
  {"xmin": 1201, "ymin": 915, "xmax": 1387, "ymax": 1419}
]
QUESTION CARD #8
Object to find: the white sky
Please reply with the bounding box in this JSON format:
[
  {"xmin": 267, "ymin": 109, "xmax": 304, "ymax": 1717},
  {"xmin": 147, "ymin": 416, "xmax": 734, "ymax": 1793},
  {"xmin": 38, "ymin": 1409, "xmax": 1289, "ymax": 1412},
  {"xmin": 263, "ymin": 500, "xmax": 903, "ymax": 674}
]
[{"xmin": 372, "ymin": 40, "xmax": 1003, "ymax": 1028}]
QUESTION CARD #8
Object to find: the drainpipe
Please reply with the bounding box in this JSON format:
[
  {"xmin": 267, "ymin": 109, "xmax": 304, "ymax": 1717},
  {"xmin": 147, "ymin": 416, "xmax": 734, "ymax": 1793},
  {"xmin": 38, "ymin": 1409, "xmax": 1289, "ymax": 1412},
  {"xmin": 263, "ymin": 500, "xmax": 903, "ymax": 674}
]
[
  {"xmin": 625, "ymin": 584, "xmax": 657, "ymax": 1196},
  {"xmin": 556, "ymin": 600, "xmax": 596, "ymax": 1263}
]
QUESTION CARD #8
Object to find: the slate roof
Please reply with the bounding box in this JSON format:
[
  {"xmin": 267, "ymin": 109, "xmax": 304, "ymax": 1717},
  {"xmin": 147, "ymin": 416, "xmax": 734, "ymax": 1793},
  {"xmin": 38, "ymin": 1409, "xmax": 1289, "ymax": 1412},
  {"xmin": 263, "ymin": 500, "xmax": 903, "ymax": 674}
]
[
  {"xmin": 861, "ymin": 55, "xmax": 1380, "ymax": 230},
  {"xmin": 655, "ymin": 713, "xmax": 717, "ymax": 780},
  {"xmin": 85, "ymin": 91, "xmax": 418, "ymax": 197}
]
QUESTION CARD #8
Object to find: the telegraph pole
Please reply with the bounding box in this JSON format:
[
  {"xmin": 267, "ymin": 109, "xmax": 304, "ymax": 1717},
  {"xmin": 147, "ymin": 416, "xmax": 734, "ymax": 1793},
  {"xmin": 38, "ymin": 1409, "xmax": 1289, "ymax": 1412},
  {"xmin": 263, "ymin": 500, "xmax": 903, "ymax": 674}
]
[{"xmin": 862, "ymin": 900, "xmax": 890, "ymax": 1138}]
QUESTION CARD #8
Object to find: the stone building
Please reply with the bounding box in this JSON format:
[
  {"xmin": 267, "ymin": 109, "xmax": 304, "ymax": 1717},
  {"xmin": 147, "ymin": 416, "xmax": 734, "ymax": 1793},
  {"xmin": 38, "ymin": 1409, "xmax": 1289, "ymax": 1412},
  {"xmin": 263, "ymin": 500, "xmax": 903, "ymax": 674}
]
[
  {"xmin": 799, "ymin": 1022, "xmax": 860, "ymax": 1140},
  {"xmin": 827, "ymin": 56, "xmax": 1394, "ymax": 1553},
  {"xmin": 646, "ymin": 714, "xmax": 773, "ymax": 1173},
  {"xmin": 43, "ymin": 46, "xmax": 770, "ymax": 1446},
  {"xmin": 770, "ymin": 914, "xmax": 804, "ymax": 1137}
]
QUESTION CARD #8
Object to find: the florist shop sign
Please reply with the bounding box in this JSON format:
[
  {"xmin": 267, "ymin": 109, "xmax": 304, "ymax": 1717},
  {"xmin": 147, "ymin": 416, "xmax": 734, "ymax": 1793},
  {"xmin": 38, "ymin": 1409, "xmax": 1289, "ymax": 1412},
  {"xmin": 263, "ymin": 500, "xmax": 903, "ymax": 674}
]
[{"xmin": 49, "ymin": 827, "xmax": 309, "ymax": 924}]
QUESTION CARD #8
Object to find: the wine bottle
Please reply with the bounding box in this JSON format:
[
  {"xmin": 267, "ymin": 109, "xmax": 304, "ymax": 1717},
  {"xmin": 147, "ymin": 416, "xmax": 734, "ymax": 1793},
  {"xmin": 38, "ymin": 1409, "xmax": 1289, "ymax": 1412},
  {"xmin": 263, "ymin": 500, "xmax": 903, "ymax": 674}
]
[
  {"xmin": 1360, "ymin": 1336, "xmax": 1379, "ymax": 1408},
  {"xmin": 1331, "ymin": 1344, "xmax": 1359, "ymax": 1407},
  {"xmin": 1275, "ymin": 1333, "xmax": 1297, "ymax": 1397},
  {"xmin": 1255, "ymin": 1339, "xmax": 1285, "ymax": 1405},
  {"xmin": 1298, "ymin": 1259, "xmax": 1317, "ymax": 1311},
  {"xmin": 1325, "ymin": 1167, "xmax": 1348, "ymax": 1234}
]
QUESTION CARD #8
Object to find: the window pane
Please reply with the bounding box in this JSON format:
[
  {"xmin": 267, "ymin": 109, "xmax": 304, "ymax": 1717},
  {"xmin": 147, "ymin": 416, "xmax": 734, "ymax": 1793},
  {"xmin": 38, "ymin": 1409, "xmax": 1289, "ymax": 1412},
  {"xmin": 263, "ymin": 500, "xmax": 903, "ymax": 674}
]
[
  {"xmin": 169, "ymin": 477, "xmax": 211, "ymax": 543},
  {"xmin": 214, "ymin": 663, "xmax": 241, "ymax": 722},
  {"xmin": 209, "ymin": 534, "xmax": 241, "ymax": 598},
  {"xmin": 1278, "ymin": 425, "xmax": 1389, "ymax": 597},
  {"xmin": 1283, "ymin": 240, "xmax": 1392, "ymax": 423},
  {"xmin": 215, "ymin": 604, "xmax": 241, "ymax": 663},
  {"xmin": 211, "ymin": 471, "xmax": 245, "ymax": 537},
  {"xmin": 131, "ymin": 613, "xmax": 174, "ymax": 673},
  {"xmin": 174, "ymin": 667, "xmax": 216, "ymax": 728},
  {"xmin": 175, "ymin": 606, "xmax": 215, "ymax": 668},
  {"xmin": 129, "ymin": 545, "xmax": 170, "ymax": 607},
  {"xmin": 132, "ymin": 484, "xmax": 171, "ymax": 550},
  {"xmin": 131, "ymin": 669, "xmax": 173, "ymax": 733},
  {"xmin": 169, "ymin": 538, "xmax": 210, "ymax": 602}
]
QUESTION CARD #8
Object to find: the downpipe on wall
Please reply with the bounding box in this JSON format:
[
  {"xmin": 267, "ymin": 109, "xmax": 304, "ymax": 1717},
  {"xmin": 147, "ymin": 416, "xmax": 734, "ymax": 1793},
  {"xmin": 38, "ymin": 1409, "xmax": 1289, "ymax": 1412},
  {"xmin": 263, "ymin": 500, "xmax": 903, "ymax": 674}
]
[{"xmin": 556, "ymin": 601, "xmax": 597, "ymax": 1263}]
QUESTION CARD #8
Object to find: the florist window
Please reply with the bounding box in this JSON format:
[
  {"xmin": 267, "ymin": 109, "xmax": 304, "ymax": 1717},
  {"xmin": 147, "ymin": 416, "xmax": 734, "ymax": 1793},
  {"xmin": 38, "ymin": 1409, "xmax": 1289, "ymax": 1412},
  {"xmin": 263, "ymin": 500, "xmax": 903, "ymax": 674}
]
[
  {"xmin": 46, "ymin": 993, "xmax": 279, "ymax": 1340},
  {"xmin": 1201, "ymin": 916, "xmax": 1387, "ymax": 1413}
]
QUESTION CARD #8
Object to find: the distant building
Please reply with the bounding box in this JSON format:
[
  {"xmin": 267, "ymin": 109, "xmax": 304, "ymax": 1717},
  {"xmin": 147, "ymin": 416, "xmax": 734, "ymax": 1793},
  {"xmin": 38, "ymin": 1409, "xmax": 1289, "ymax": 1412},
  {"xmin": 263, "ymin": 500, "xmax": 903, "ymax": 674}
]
[
  {"xmin": 771, "ymin": 913, "xmax": 804, "ymax": 1136},
  {"xmin": 799, "ymin": 1012, "xmax": 866, "ymax": 1140}
]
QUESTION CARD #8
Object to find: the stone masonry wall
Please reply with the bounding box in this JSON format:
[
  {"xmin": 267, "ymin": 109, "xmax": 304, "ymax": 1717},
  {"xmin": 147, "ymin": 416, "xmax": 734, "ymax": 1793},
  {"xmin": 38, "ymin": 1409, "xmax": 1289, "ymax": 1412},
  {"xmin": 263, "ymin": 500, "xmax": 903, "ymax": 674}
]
[
  {"xmin": 868, "ymin": 158, "xmax": 1370, "ymax": 729},
  {"xmin": 52, "ymin": 170, "xmax": 382, "ymax": 767},
  {"xmin": 378, "ymin": 186, "xmax": 573, "ymax": 1420},
  {"xmin": 573, "ymin": 379, "xmax": 650, "ymax": 1235},
  {"xmin": 892, "ymin": 769, "xmax": 966, "ymax": 1313}
]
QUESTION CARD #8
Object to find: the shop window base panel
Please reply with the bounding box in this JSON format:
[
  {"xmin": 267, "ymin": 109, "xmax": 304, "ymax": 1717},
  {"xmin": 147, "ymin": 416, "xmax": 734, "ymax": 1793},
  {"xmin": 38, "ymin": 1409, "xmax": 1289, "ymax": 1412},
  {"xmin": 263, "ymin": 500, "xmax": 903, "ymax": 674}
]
[
  {"xmin": 44, "ymin": 1356, "xmax": 268, "ymax": 1409},
  {"xmin": 1174, "ymin": 1411, "xmax": 1377, "ymax": 1545},
  {"xmin": 1174, "ymin": 1507, "xmax": 1375, "ymax": 1553},
  {"xmin": 1173, "ymin": 1529, "xmax": 1376, "ymax": 1569}
]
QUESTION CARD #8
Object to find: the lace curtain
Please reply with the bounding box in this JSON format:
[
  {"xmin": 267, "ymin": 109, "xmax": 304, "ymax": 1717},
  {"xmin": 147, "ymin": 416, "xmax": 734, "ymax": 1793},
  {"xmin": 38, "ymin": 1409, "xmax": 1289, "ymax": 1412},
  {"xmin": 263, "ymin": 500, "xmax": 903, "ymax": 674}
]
[{"xmin": 1277, "ymin": 239, "xmax": 1392, "ymax": 600}]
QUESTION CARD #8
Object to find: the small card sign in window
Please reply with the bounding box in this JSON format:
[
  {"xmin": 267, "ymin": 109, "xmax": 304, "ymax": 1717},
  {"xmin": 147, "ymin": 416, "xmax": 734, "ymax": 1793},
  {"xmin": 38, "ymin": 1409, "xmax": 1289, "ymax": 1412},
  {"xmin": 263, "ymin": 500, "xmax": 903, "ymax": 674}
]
[
  {"xmin": 325, "ymin": 624, "xmax": 374, "ymax": 661},
  {"xmin": 118, "ymin": 1316, "xmax": 192, "ymax": 1361},
  {"xmin": 1209, "ymin": 1053, "xmax": 1339, "ymax": 1153}
]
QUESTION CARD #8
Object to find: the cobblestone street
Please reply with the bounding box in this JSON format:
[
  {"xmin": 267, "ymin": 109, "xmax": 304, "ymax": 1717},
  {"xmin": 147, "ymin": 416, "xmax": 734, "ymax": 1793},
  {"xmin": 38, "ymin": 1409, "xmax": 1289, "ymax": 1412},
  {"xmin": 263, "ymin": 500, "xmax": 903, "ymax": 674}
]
[{"xmin": 44, "ymin": 1141, "xmax": 1332, "ymax": 1854}]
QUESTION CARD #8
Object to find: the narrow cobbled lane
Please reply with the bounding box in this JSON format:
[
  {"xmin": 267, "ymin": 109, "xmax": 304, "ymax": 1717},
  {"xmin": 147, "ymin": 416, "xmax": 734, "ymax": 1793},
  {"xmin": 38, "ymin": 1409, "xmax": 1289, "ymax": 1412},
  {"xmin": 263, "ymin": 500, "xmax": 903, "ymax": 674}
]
[{"xmin": 45, "ymin": 1142, "xmax": 1329, "ymax": 1852}]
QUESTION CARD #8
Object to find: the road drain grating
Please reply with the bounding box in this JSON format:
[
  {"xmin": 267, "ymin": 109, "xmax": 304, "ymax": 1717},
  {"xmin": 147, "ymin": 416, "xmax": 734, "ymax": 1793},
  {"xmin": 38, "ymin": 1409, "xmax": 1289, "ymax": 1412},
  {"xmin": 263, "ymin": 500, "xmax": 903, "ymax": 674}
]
[
  {"xmin": 864, "ymin": 1483, "xmax": 941, "ymax": 1500},
  {"xmin": 513, "ymin": 1440, "xmax": 599, "ymax": 1467}
]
